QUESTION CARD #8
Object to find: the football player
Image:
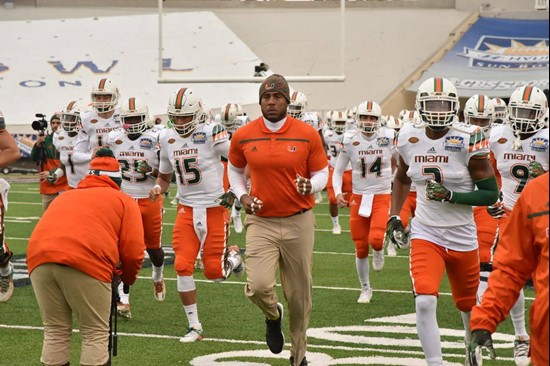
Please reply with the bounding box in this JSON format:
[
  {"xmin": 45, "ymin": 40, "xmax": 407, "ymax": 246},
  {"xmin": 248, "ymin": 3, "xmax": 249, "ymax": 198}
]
[
  {"xmin": 324, "ymin": 111, "xmax": 352, "ymax": 234},
  {"xmin": 219, "ymin": 102, "xmax": 245, "ymax": 234},
  {"xmin": 74, "ymin": 78, "xmax": 121, "ymax": 163},
  {"xmin": 333, "ymin": 101, "xmax": 395, "ymax": 303},
  {"xmin": 51, "ymin": 101, "xmax": 90, "ymax": 189},
  {"xmin": 491, "ymin": 97, "xmax": 507, "ymax": 125},
  {"xmin": 150, "ymin": 88, "xmax": 243, "ymax": 342},
  {"xmin": 106, "ymin": 97, "xmax": 166, "ymax": 318},
  {"xmin": 287, "ymin": 91, "xmax": 307, "ymax": 120},
  {"xmin": 486, "ymin": 85, "xmax": 548, "ymax": 365},
  {"xmin": 387, "ymin": 77, "xmax": 499, "ymax": 365},
  {"xmin": 0, "ymin": 111, "xmax": 21, "ymax": 303}
]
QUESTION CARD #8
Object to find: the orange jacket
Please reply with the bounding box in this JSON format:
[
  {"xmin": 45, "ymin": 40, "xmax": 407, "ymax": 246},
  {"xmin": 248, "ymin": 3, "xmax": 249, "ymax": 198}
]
[
  {"xmin": 27, "ymin": 175, "xmax": 145, "ymax": 285},
  {"xmin": 470, "ymin": 173, "xmax": 548, "ymax": 366}
]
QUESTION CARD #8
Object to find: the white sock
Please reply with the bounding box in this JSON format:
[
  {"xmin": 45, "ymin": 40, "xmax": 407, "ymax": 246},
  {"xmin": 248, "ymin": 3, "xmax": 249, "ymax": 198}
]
[
  {"xmin": 0, "ymin": 262, "xmax": 12, "ymax": 276},
  {"xmin": 118, "ymin": 282, "xmax": 130, "ymax": 304},
  {"xmin": 183, "ymin": 303, "xmax": 200, "ymax": 328},
  {"xmin": 510, "ymin": 289, "xmax": 529, "ymax": 338},
  {"xmin": 476, "ymin": 271, "xmax": 490, "ymax": 304},
  {"xmin": 415, "ymin": 295, "xmax": 443, "ymax": 366},
  {"xmin": 331, "ymin": 215, "xmax": 339, "ymax": 226},
  {"xmin": 461, "ymin": 311, "xmax": 471, "ymax": 345},
  {"xmin": 234, "ymin": 200, "xmax": 242, "ymax": 210},
  {"xmin": 355, "ymin": 257, "xmax": 370, "ymax": 291},
  {"xmin": 152, "ymin": 264, "xmax": 164, "ymax": 282}
]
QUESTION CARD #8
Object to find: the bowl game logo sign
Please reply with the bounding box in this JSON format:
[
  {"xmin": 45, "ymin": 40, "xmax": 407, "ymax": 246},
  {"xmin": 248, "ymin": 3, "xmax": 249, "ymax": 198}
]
[{"xmin": 459, "ymin": 36, "xmax": 549, "ymax": 70}]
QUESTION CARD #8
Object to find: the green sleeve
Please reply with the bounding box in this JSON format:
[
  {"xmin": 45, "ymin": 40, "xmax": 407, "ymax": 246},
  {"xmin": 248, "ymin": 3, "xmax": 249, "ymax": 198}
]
[{"xmin": 449, "ymin": 176, "xmax": 499, "ymax": 206}]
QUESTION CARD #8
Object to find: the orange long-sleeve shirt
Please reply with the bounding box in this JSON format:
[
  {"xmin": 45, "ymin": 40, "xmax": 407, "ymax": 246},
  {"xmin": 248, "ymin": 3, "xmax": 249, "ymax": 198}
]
[
  {"xmin": 27, "ymin": 175, "xmax": 145, "ymax": 285},
  {"xmin": 470, "ymin": 173, "xmax": 548, "ymax": 366}
]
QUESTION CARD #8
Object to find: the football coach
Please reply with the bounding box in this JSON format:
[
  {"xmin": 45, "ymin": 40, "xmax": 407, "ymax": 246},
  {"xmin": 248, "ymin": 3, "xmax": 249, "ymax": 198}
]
[
  {"xmin": 228, "ymin": 74, "xmax": 328, "ymax": 366},
  {"xmin": 26, "ymin": 148, "xmax": 145, "ymax": 366}
]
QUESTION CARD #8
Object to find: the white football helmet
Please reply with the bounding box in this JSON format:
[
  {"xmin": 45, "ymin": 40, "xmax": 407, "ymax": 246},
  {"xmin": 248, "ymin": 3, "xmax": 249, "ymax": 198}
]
[
  {"xmin": 220, "ymin": 103, "xmax": 240, "ymax": 132},
  {"xmin": 386, "ymin": 115, "xmax": 402, "ymax": 131},
  {"xmin": 331, "ymin": 111, "xmax": 348, "ymax": 133},
  {"xmin": 120, "ymin": 97, "xmax": 150, "ymax": 135},
  {"xmin": 491, "ymin": 97, "xmax": 507, "ymax": 123},
  {"xmin": 167, "ymin": 88, "xmax": 206, "ymax": 136},
  {"xmin": 415, "ymin": 77, "xmax": 459, "ymax": 128},
  {"xmin": 355, "ymin": 101, "xmax": 382, "ymax": 133},
  {"xmin": 302, "ymin": 112, "xmax": 319, "ymax": 129},
  {"xmin": 61, "ymin": 100, "xmax": 87, "ymax": 133},
  {"xmin": 288, "ymin": 91, "xmax": 308, "ymax": 119},
  {"xmin": 508, "ymin": 85, "xmax": 548, "ymax": 134},
  {"xmin": 463, "ymin": 94, "xmax": 494, "ymax": 134},
  {"xmin": 235, "ymin": 104, "xmax": 246, "ymax": 117},
  {"xmin": 91, "ymin": 78, "xmax": 119, "ymax": 113}
]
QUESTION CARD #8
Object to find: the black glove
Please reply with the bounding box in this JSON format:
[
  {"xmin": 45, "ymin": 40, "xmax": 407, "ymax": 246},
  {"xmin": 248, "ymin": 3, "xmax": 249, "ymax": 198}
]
[
  {"xmin": 385, "ymin": 215, "xmax": 408, "ymax": 249},
  {"xmin": 216, "ymin": 191, "xmax": 237, "ymax": 209},
  {"xmin": 468, "ymin": 329, "xmax": 496, "ymax": 366}
]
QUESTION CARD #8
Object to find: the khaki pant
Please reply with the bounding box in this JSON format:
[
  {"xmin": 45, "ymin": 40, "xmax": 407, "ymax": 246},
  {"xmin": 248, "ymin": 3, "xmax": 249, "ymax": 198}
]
[
  {"xmin": 244, "ymin": 210, "xmax": 315, "ymax": 364},
  {"xmin": 41, "ymin": 192, "xmax": 62, "ymax": 212},
  {"xmin": 30, "ymin": 263, "xmax": 111, "ymax": 366}
]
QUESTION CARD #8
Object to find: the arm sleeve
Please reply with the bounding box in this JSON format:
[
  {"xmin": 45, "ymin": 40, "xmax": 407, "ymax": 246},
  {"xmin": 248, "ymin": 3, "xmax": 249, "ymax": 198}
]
[
  {"xmin": 71, "ymin": 131, "xmax": 93, "ymax": 163},
  {"xmin": 449, "ymin": 176, "xmax": 499, "ymax": 206},
  {"xmin": 228, "ymin": 163, "xmax": 248, "ymax": 200},
  {"xmin": 470, "ymin": 191, "xmax": 537, "ymax": 332},
  {"xmin": 307, "ymin": 128, "xmax": 329, "ymax": 172},
  {"xmin": 332, "ymin": 150, "xmax": 350, "ymax": 196},
  {"xmin": 118, "ymin": 199, "xmax": 146, "ymax": 286},
  {"xmin": 309, "ymin": 166, "xmax": 328, "ymax": 193},
  {"xmin": 213, "ymin": 139, "xmax": 230, "ymax": 159}
]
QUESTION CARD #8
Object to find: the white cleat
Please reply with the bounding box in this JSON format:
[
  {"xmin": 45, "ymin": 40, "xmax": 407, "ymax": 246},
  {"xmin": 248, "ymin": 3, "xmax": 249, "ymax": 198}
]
[
  {"xmin": 180, "ymin": 326, "xmax": 204, "ymax": 343},
  {"xmin": 0, "ymin": 263, "xmax": 14, "ymax": 303},
  {"xmin": 332, "ymin": 224, "xmax": 342, "ymax": 235},
  {"xmin": 315, "ymin": 192, "xmax": 323, "ymax": 204},
  {"xmin": 386, "ymin": 242, "xmax": 397, "ymax": 257},
  {"xmin": 153, "ymin": 279, "xmax": 166, "ymax": 302},
  {"xmin": 233, "ymin": 214, "xmax": 243, "ymax": 234},
  {"xmin": 514, "ymin": 338, "xmax": 531, "ymax": 366},
  {"xmin": 357, "ymin": 288, "xmax": 373, "ymax": 304},
  {"xmin": 372, "ymin": 250, "xmax": 385, "ymax": 271}
]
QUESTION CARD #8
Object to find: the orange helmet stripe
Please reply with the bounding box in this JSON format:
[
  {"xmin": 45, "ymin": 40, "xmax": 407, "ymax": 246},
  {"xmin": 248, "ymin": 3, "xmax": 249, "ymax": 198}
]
[
  {"xmin": 434, "ymin": 78, "xmax": 443, "ymax": 93},
  {"xmin": 478, "ymin": 95, "xmax": 484, "ymax": 113},
  {"xmin": 129, "ymin": 97, "xmax": 135, "ymax": 111},
  {"xmin": 98, "ymin": 78, "xmax": 107, "ymax": 90},
  {"xmin": 367, "ymin": 101, "xmax": 373, "ymax": 111},
  {"xmin": 409, "ymin": 111, "xmax": 415, "ymax": 119},
  {"xmin": 292, "ymin": 91, "xmax": 298, "ymax": 101},
  {"xmin": 67, "ymin": 101, "xmax": 76, "ymax": 111},
  {"xmin": 522, "ymin": 86, "xmax": 533, "ymax": 102},
  {"xmin": 224, "ymin": 104, "xmax": 231, "ymax": 121},
  {"xmin": 175, "ymin": 88, "xmax": 187, "ymax": 109}
]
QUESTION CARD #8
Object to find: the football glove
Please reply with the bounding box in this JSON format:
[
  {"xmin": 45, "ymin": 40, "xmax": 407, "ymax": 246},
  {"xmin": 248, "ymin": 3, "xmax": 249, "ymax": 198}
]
[
  {"xmin": 425, "ymin": 179, "xmax": 452, "ymax": 202},
  {"xmin": 528, "ymin": 158, "xmax": 545, "ymax": 178},
  {"xmin": 216, "ymin": 191, "xmax": 237, "ymax": 209},
  {"xmin": 46, "ymin": 168, "xmax": 64, "ymax": 184},
  {"xmin": 135, "ymin": 160, "xmax": 153, "ymax": 174},
  {"xmin": 487, "ymin": 191, "xmax": 506, "ymax": 219},
  {"xmin": 385, "ymin": 215, "xmax": 408, "ymax": 249},
  {"xmin": 468, "ymin": 329, "xmax": 496, "ymax": 366}
]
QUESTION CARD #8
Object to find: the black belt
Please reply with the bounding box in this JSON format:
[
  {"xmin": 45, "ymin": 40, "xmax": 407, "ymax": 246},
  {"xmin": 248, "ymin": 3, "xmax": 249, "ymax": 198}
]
[
  {"xmin": 480, "ymin": 262, "xmax": 493, "ymax": 272},
  {"xmin": 285, "ymin": 208, "xmax": 310, "ymax": 217}
]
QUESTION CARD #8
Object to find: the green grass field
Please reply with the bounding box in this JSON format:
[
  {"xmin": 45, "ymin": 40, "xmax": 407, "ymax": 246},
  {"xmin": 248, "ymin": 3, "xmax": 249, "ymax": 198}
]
[{"xmin": 0, "ymin": 181, "xmax": 533, "ymax": 365}]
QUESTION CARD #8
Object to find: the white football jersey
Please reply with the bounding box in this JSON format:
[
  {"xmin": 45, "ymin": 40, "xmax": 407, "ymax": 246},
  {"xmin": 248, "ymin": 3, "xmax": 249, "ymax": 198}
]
[
  {"xmin": 75, "ymin": 108, "xmax": 122, "ymax": 153},
  {"xmin": 53, "ymin": 130, "xmax": 90, "ymax": 188},
  {"xmin": 302, "ymin": 112, "xmax": 322, "ymax": 131},
  {"xmin": 340, "ymin": 129, "xmax": 395, "ymax": 194},
  {"xmin": 159, "ymin": 124, "xmax": 229, "ymax": 208},
  {"xmin": 324, "ymin": 129, "xmax": 351, "ymax": 169},
  {"xmin": 397, "ymin": 122, "xmax": 490, "ymax": 228},
  {"xmin": 107, "ymin": 128, "xmax": 160, "ymax": 199},
  {"xmin": 490, "ymin": 125, "xmax": 549, "ymax": 211}
]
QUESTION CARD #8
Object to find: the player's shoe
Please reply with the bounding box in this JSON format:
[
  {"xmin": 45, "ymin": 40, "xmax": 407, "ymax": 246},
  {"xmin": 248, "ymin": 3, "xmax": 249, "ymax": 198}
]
[
  {"xmin": 513, "ymin": 338, "xmax": 530, "ymax": 366},
  {"xmin": 386, "ymin": 242, "xmax": 397, "ymax": 257},
  {"xmin": 314, "ymin": 192, "xmax": 323, "ymax": 204},
  {"xmin": 357, "ymin": 288, "xmax": 373, "ymax": 304},
  {"xmin": 180, "ymin": 326, "xmax": 204, "ymax": 343},
  {"xmin": 232, "ymin": 210, "xmax": 243, "ymax": 234},
  {"xmin": 153, "ymin": 279, "xmax": 166, "ymax": 302},
  {"xmin": 372, "ymin": 250, "xmax": 385, "ymax": 271},
  {"xmin": 0, "ymin": 262, "xmax": 14, "ymax": 303},
  {"xmin": 265, "ymin": 303, "xmax": 284, "ymax": 354},
  {"xmin": 170, "ymin": 197, "xmax": 178, "ymax": 206},
  {"xmin": 194, "ymin": 257, "xmax": 204, "ymax": 270},
  {"xmin": 228, "ymin": 246, "xmax": 245, "ymax": 278},
  {"xmin": 117, "ymin": 302, "xmax": 132, "ymax": 319},
  {"xmin": 332, "ymin": 224, "xmax": 342, "ymax": 235}
]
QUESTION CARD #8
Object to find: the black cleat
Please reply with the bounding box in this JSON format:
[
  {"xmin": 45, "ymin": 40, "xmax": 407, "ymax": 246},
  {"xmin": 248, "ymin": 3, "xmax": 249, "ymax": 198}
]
[
  {"xmin": 265, "ymin": 302, "xmax": 284, "ymax": 354},
  {"xmin": 289, "ymin": 356, "xmax": 308, "ymax": 366}
]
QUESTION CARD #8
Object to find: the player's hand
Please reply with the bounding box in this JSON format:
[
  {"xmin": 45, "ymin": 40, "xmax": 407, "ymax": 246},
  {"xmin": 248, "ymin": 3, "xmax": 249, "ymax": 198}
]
[
  {"xmin": 136, "ymin": 160, "xmax": 153, "ymax": 174},
  {"xmin": 149, "ymin": 184, "xmax": 162, "ymax": 202},
  {"xmin": 336, "ymin": 193, "xmax": 348, "ymax": 207},
  {"xmin": 528, "ymin": 157, "xmax": 545, "ymax": 178},
  {"xmin": 217, "ymin": 191, "xmax": 237, "ymax": 209},
  {"xmin": 295, "ymin": 175, "xmax": 312, "ymax": 195},
  {"xmin": 426, "ymin": 179, "xmax": 452, "ymax": 202},
  {"xmin": 39, "ymin": 171, "xmax": 49, "ymax": 182},
  {"xmin": 487, "ymin": 191, "xmax": 506, "ymax": 219},
  {"xmin": 385, "ymin": 215, "xmax": 408, "ymax": 249},
  {"xmin": 468, "ymin": 329, "xmax": 496, "ymax": 366},
  {"xmin": 240, "ymin": 194, "xmax": 263, "ymax": 215},
  {"xmin": 47, "ymin": 172, "xmax": 58, "ymax": 184}
]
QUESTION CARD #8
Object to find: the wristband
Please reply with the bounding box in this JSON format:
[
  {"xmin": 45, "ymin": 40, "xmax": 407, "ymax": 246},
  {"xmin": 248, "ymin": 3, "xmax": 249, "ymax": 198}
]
[
  {"xmin": 54, "ymin": 168, "xmax": 64, "ymax": 178},
  {"xmin": 153, "ymin": 184, "xmax": 162, "ymax": 192}
]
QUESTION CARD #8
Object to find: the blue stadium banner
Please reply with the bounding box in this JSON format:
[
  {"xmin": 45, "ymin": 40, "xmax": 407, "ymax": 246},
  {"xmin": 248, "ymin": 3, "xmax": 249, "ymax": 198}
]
[{"xmin": 410, "ymin": 17, "xmax": 549, "ymax": 98}]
